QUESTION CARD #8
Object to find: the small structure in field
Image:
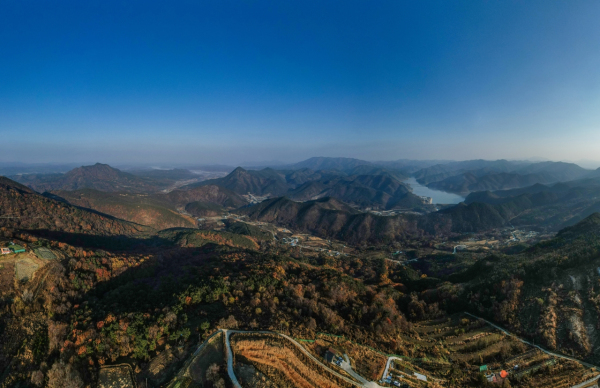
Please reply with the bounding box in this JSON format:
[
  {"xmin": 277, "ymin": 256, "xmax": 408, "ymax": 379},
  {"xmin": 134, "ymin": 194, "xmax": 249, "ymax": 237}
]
[
  {"xmin": 9, "ymin": 244, "xmax": 25, "ymax": 253},
  {"xmin": 324, "ymin": 348, "xmax": 343, "ymax": 366},
  {"xmin": 486, "ymin": 370, "xmax": 508, "ymax": 384},
  {"xmin": 0, "ymin": 248, "xmax": 10, "ymax": 255}
]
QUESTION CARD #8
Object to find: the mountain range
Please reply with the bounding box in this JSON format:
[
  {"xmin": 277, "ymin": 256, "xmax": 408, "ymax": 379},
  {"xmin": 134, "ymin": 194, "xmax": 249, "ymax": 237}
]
[
  {"xmin": 194, "ymin": 165, "xmax": 426, "ymax": 211},
  {"xmin": 5, "ymin": 157, "xmax": 600, "ymax": 236},
  {"xmin": 414, "ymin": 160, "xmax": 591, "ymax": 194}
]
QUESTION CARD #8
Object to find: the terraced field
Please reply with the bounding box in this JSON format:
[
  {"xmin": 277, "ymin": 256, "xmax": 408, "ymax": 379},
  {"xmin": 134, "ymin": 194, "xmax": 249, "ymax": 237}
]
[
  {"xmin": 230, "ymin": 332, "xmax": 358, "ymax": 388},
  {"xmin": 403, "ymin": 314, "xmax": 600, "ymax": 387}
]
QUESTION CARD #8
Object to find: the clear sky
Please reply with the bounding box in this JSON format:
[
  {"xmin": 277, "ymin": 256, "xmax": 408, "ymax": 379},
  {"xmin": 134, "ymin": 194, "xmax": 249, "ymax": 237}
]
[{"xmin": 2, "ymin": 1, "xmax": 600, "ymax": 166}]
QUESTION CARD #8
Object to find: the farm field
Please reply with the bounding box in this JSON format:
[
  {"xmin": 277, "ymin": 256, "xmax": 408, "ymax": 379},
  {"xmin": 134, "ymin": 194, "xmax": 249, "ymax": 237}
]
[
  {"xmin": 230, "ymin": 332, "xmax": 358, "ymax": 388},
  {"xmin": 300, "ymin": 335, "xmax": 387, "ymax": 382},
  {"xmin": 97, "ymin": 364, "xmax": 136, "ymax": 388},
  {"xmin": 397, "ymin": 314, "xmax": 600, "ymax": 387}
]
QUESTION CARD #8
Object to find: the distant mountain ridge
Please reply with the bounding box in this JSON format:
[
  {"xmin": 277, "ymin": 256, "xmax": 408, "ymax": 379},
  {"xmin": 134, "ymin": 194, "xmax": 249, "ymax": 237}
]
[
  {"xmin": 12, "ymin": 163, "xmax": 164, "ymax": 193},
  {"xmin": 414, "ymin": 160, "xmax": 590, "ymax": 194},
  {"xmin": 289, "ymin": 157, "xmax": 372, "ymax": 172},
  {"xmin": 427, "ymin": 171, "xmax": 557, "ymax": 194}
]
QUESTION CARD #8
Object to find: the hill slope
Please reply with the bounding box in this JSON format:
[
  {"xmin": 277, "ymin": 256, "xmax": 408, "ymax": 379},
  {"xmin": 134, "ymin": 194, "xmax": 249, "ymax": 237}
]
[
  {"xmin": 237, "ymin": 197, "xmax": 427, "ymax": 244},
  {"xmin": 452, "ymin": 213, "xmax": 600, "ymax": 362},
  {"xmin": 46, "ymin": 185, "xmax": 248, "ymax": 229},
  {"xmin": 49, "ymin": 189, "xmax": 197, "ymax": 230},
  {"xmin": 0, "ymin": 176, "xmax": 149, "ymax": 236}
]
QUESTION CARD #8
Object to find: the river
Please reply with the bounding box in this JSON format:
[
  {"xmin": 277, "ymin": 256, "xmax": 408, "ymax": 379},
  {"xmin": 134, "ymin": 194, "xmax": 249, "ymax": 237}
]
[{"xmin": 404, "ymin": 177, "xmax": 465, "ymax": 204}]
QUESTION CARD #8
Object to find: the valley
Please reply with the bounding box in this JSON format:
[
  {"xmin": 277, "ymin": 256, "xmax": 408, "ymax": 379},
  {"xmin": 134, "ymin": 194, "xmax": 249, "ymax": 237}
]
[{"xmin": 2, "ymin": 157, "xmax": 600, "ymax": 388}]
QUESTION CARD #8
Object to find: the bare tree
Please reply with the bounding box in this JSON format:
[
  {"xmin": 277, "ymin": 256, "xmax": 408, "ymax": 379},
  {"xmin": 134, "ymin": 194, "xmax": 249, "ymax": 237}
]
[
  {"xmin": 30, "ymin": 370, "xmax": 44, "ymax": 387},
  {"xmin": 206, "ymin": 363, "xmax": 220, "ymax": 381},
  {"xmin": 216, "ymin": 315, "xmax": 238, "ymax": 329},
  {"xmin": 22, "ymin": 289, "xmax": 33, "ymax": 304}
]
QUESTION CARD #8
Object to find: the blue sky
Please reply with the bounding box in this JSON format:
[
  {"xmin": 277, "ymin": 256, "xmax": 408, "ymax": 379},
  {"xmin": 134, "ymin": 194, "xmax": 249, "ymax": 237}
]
[{"xmin": 2, "ymin": 1, "xmax": 600, "ymax": 165}]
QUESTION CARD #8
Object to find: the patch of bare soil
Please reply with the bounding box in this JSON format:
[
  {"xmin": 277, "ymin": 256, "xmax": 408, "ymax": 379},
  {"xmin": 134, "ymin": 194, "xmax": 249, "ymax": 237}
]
[
  {"xmin": 0, "ymin": 261, "xmax": 14, "ymax": 295},
  {"xmin": 183, "ymin": 332, "xmax": 225, "ymax": 384},
  {"xmin": 235, "ymin": 362, "xmax": 278, "ymax": 388}
]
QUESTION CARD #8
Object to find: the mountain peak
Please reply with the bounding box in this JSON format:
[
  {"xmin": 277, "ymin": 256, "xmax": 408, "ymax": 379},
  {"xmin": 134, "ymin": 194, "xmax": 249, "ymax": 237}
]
[{"xmin": 231, "ymin": 166, "xmax": 247, "ymax": 174}]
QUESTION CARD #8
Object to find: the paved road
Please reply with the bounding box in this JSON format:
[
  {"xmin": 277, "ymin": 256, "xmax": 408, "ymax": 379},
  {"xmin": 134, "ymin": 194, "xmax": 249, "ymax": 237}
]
[
  {"xmin": 382, "ymin": 356, "xmax": 396, "ymax": 381},
  {"xmin": 340, "ymin": 354, "xmax": 369, "ymax": 385},
  {"xmin": 223, "ymin": 330, "xmax": 243, "ymax": 388}
]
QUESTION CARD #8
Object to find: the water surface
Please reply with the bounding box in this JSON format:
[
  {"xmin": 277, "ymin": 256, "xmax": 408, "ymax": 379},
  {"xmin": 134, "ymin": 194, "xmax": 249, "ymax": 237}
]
[{"xmin": 404, "ymin": 177, "xmax": 465, "ymax": 204}]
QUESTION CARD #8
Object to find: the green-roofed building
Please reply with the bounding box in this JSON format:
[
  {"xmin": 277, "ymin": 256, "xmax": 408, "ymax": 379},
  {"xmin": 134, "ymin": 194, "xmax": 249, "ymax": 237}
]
[{"xmin": 10, "ymin": 245, "xmax": 25, "ymax": 253}]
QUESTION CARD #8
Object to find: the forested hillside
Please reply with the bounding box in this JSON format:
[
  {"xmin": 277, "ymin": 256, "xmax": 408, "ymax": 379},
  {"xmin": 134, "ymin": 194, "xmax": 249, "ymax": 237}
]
[
  {"xmin": 446, "ymin": 213, "xmax": 600, "ymax": 363},
  {"xmin": 0, "ymin": 177, "xmax": 149, "ymax": 236}
]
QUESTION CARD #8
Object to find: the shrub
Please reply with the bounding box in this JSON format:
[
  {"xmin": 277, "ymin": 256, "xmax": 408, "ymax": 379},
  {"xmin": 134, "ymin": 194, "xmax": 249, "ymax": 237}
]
[{"xmin": 47, "ymin": 361, "xmax": 83, "ymax": 388}]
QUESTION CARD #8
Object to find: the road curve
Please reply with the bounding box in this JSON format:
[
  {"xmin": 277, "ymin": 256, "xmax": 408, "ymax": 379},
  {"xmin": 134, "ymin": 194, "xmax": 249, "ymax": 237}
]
[
  {"xmin": 223, "ymin": 330, "xmax": 243, "ymax": 388},
  {"xmin": 223, "ymin": 329, "xmax": 373, "ymax": 387}
]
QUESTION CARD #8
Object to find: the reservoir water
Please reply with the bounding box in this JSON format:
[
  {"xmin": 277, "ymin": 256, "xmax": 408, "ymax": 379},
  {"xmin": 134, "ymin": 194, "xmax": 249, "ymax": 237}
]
[{"xmin": 404, "ymin": 177, "xmax": 465, "ymax": 204}]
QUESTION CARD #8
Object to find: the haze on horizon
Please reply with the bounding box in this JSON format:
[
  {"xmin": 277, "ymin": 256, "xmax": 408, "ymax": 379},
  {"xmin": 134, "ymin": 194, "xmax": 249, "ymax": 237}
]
[{"xmin": 2, "ymin": 1, "xmax": 600, "ymax": 166}]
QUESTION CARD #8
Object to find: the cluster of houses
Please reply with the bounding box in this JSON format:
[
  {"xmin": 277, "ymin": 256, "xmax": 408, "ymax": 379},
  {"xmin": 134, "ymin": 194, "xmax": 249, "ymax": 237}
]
[
  {"xmin": 281, "ymin": 237, "xmax": 299, "ymax": 247},
  {"xmin": 380, "ymin": 373, "xmax": 410, "ymax": 387},
  {"xmin": 1, "ymin": 242, "xmax": 25, "ymax": 255},
  {"xmin": 381, "ymin": 361, "xmax": 427, "ymax": 387}
]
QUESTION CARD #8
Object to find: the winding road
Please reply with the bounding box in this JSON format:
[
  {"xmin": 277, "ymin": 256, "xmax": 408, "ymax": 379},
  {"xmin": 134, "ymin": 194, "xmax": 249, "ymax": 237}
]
[
  {"xmin": 185, "ymin": 313, "xmax": 600, "ymax": 388},
  {"xmin": 221, "ymin": 329, "xmax": 383, "ymax": 388}
]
